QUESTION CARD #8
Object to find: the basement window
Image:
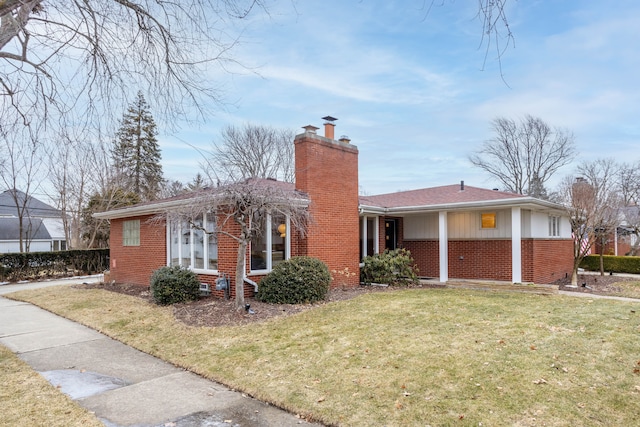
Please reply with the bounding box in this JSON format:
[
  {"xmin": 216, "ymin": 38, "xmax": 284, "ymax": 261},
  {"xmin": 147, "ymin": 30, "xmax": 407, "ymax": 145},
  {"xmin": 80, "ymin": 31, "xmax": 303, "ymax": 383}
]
[{"xmin": 481, "ymin": 213, "xmax": 496, "ymax": 229}]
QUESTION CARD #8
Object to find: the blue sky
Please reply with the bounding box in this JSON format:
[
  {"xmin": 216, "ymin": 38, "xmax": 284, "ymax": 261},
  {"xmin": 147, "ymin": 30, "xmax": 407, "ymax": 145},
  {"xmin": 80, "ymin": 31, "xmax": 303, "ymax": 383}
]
[{"xmin": 158, "ymin": 0, "xmax": 640, "ymax": 196}]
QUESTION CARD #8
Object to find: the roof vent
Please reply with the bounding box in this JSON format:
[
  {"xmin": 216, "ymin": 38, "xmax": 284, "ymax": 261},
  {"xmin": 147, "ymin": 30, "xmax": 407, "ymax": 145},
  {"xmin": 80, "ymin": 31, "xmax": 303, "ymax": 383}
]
[{"xmin": 460, "ymin": 180, "xmax": 465, "ymax": 191}]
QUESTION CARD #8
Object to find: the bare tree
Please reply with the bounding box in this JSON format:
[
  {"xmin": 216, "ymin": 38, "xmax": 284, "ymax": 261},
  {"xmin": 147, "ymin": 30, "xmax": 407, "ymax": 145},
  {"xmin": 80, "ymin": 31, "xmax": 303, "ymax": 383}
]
[
  {"xmin": 0, "ymin": 0, "xmax": 267, "ymax": 135},
  {"xmin": 470, "ymin": 115, "xmax": 576, "ymax": 197},
  {"xmin": 47, "ymin": 129, "xmax": 100, "ymax": 249},
  {"xmin": 206, "ymin": 123, "xmax": 296, "ymax": 183},
  {"xmin": 0, "ymin": 126, "xmax": 46, "ymax": 252},
  {"xmin": 557, "ymin": 159, "xmax": 621, "ymax": 285},
  {"xmin": 160, "ymin": 179, "xmax": 309, "ymax": 310},
  {"xmin": 618, "ymin": 161, "xmax": 640, "ymax": 206}
]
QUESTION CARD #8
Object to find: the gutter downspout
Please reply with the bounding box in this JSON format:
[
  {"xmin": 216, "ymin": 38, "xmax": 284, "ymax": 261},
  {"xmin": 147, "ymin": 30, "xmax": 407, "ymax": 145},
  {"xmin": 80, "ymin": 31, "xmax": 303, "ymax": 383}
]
[{"xmin": 244, "ymin": 276, "xmax": 258, "ymax": 293}]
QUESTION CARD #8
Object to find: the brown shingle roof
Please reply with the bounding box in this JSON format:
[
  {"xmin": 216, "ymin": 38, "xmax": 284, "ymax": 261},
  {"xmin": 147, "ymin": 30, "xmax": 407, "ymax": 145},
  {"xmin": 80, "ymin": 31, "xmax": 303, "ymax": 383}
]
[{"xmin": 359, "ymin": 184, "xmax": 526, "ymax": 209}]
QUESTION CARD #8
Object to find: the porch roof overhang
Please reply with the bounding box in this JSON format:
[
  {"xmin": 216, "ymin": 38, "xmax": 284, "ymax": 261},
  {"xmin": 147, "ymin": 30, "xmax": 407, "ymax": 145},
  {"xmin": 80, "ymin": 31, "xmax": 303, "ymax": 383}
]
[{"xmin": 359, "ymin": 196, "xmax": 565, "ymax": 216}]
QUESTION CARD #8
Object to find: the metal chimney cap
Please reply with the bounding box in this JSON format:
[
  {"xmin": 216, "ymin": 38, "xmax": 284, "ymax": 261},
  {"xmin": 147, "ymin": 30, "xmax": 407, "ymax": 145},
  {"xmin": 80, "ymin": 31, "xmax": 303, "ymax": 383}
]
[
  {"xmin": 302, "ymin": 124, "xmax": 319, "ymax": 133},
  {"xmin": 322, "ymin": 115, "xmax": 338, "ymax": 122}
]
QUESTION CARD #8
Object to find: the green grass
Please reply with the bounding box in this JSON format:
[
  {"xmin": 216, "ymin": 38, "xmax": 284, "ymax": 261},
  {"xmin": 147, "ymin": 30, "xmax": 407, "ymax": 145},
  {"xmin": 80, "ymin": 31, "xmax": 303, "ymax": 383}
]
[
  {"xmin": 7, "ymin": 286, "xmax": 640, "ymax": 426},
  {"xmin": 0, "ymin": 345, "xmax": 103, "ymax": 427}
]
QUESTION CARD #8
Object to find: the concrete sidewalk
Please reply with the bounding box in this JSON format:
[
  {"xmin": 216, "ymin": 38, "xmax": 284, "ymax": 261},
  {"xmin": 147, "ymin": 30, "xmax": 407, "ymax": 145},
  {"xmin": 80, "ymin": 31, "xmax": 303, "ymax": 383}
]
[{"xmin": 0, "ymin": 287, "xmax": 319, "ymax": 426}]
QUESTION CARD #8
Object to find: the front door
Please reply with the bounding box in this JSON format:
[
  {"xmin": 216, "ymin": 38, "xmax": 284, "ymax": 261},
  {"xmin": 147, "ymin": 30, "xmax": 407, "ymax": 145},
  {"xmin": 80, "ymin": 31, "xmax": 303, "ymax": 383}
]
[{"xmin": 385, "ymin": 219, "xmax": 397, "ymax": 251}]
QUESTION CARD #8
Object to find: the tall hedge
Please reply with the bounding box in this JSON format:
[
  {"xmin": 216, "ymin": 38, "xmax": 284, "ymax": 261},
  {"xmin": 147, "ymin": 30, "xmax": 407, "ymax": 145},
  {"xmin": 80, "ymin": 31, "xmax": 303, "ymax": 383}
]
[
  {"xmin": 580, "ymin": 255, "xmax": 640, "ymax": 274},
  {"xmin": 0, "ymin": 249, "xmax": 109, "ymax": 282}
]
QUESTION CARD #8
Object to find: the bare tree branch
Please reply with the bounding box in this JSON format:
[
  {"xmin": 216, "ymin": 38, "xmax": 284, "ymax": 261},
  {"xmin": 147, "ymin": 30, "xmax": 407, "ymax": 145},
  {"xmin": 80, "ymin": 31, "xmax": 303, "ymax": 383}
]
[
  {"xmin": 206, "ymin": 123, "xmax": 295, "ymax": 183},
  {"xmin": 155, "ymin": 178, "xmax": 309, "ymax": 310},
  {"xmin": 470, "ymin": 115, "xmax": 576, "ymax": 197}
]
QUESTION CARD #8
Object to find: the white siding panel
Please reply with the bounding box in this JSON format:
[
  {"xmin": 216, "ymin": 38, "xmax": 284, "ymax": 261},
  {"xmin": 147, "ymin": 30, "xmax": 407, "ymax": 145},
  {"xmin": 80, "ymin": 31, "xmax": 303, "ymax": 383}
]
[
  {"xmin": 521, "ymin": 210, "xmax": 532, "ymax": 238},
  {"xmin": 560, "ymin": 216, "xmax": 572, "ymax": 238},
  {"xmin": 403, "ymin": 213, "xmax": 438, "ymax": 239},
  {"xmin": 448, "ymin": 210, "xmax": 511, "ymax": 238},
  {"xmin": 530, "ymin": 211, "xmax": 549, "ymax": 238}
]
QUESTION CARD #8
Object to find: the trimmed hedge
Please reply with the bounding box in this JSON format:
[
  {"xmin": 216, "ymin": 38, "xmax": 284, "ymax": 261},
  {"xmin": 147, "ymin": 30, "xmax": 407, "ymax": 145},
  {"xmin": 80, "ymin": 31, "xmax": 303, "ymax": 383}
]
[
  {"xmin": 360, "ymin": 248, "xmax": 419, "ymax": 286},
  {"xmin": 580, "ymin": 255, "xmax": 640, "ymax": 274},
  {"xmin": 0, "ymin": 249, "xmax": 109, "ymax": 282},
  {"xmin": 256, "ymin": 256, "xmax": 331, "ymax": 304},
  {"xmin": 150, "ymin": 266, "xmax": 201, "ymax": 305}
]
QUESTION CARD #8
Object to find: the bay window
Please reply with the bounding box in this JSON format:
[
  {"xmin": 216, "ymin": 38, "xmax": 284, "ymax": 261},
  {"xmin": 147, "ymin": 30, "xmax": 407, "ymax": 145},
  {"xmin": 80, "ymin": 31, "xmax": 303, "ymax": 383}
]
[
  {"xmin": 167, "ymin": 213, "xmax": 218, "ymax": 271},
  {"xmin": 250, "ymin": 212, "xmax": 290, "ymax": 272}
]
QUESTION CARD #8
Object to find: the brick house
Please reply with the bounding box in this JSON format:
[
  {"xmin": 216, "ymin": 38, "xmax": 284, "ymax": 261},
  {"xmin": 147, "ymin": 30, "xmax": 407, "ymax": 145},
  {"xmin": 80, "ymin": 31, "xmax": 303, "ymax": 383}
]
[{"xmin": 95, "ymin": 118, "xmax": 573, "ymax": 297}]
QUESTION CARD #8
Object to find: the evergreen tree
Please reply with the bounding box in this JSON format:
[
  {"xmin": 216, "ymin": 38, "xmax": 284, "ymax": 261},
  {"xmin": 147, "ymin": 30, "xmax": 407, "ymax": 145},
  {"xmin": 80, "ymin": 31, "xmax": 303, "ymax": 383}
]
[
  {"xmin": 111, "ymin": 91, "xmax": 163, "ymax": 201},
  {"xmin": 187, "ymin": 173, "xmax": 209, "ymax": 192}
]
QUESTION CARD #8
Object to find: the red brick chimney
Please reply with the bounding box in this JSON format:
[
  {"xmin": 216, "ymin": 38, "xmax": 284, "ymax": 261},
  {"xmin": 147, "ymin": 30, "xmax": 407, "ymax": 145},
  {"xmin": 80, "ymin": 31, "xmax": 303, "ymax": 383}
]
[{"xmin": 295, "ymin": 117, "xmax": 360, "ymax": 287}]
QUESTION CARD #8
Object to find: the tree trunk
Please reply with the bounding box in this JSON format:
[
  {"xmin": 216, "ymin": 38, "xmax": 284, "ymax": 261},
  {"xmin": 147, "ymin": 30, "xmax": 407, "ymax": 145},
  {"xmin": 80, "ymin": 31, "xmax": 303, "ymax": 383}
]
[
  {"xmin": 235, "ymin": 239, "xmax": 247, "ymax": 310},
  {"xmin": 599, "ymin": 251, "xmax": 604, "ymax": 276},
  {"xmin": 570, "ymin": 267, "xmax": 579, "ymax": 287}
]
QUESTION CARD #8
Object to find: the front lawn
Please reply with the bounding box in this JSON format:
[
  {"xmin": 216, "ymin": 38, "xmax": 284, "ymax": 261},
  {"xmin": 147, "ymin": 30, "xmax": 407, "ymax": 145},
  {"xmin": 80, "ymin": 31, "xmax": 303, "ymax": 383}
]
[
  {"xmin": 0, "ymin": 345, "xmax": 103, "ymax": 427},
  {"xmin": 7, "ymin": 286, "xmax": 640, "ymax": 426}
]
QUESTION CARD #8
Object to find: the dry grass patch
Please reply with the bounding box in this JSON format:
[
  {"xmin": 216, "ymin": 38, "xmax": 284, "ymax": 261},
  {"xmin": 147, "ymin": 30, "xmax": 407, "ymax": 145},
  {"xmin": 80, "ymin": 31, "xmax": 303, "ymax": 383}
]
[
  {"xmin": 7, "ymin": 286, "xmax": 640, "ymax": 426},
  {"xmin": 602, "ymin": 281, "xmax": 640, "ymax": 299},
  {"xmin": 0, "ymin": 344, "xmax": 103, "ymax": 427}
]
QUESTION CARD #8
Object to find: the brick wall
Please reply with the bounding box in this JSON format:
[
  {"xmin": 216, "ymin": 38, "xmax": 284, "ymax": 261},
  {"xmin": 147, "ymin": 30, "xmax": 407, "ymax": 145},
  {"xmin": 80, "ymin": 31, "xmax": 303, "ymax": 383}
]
[
  {"xmin": 109, "ymin": 215, "xmax": 166, "ymax": 286},
  {"xmin": 404, "ymin": 238, "xmax": 573, "ymax": 284},
  {"xmin": 403, "ymin": 240, "xmax": 439, "ymax": 277},
  {"xmin": 448, "ymin": 239, "xmax": 513, "ymax": 281},
  {"xmin": 593, "ymin": 233, "xmax": 633, "ymax": 256},
  {"xmin": 295, "ymin": 130, "xmax": 360, "ymax": 287},
  {"xmin": 523, "ymin": 238, "xmax": 573, "ymax": 284}
]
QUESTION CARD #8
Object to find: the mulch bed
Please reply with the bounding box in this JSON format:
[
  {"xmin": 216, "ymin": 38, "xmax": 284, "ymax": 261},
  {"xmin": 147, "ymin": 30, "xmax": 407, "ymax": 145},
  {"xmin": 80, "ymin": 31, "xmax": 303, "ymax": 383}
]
[
  {"xmin": 80, "ymin": 281, "xmax": 399, "ymax": 328},
  {"xmin": 79, "ymin": 274, "xmax": 637, "ymax": 328},
  {"xmin": 555, "ymin": 273, "xmax": 638, "ymax": 295}
]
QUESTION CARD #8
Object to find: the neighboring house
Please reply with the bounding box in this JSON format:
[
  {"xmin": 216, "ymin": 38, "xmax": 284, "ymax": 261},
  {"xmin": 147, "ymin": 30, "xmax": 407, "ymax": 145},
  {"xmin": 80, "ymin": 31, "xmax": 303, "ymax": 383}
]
[
  {"xmin": 0, "ymin": 190, "xmax": 67, "ymax": 253},
  {"xmin": 95, "ymin": 119, "xmax": 574, "ymax": 296},
  {"xmin": 592, "ymin": 206, "xmax": 639, "ymax": 256}
]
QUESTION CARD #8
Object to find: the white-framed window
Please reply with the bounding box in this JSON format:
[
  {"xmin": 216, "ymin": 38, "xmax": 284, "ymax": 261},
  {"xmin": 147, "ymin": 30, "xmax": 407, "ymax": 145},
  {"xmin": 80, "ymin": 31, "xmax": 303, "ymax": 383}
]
[
  {"xmin": 549, "ymin": 215, "xmax": 561, "ymax": 237},
  {"xmin": 359, "ymin": 216, "xmax": 379, "ymax": 261},
  {"xmin": 123, "ymin": 220, "xmax": 140, "ymax": 246},
  {"xmin": 167, "ymin": 213, "xmax": 218, "ymax": 271},
  {"xmin": 250, "ymin": 212, "xmax": 290, "ymax": 272}
]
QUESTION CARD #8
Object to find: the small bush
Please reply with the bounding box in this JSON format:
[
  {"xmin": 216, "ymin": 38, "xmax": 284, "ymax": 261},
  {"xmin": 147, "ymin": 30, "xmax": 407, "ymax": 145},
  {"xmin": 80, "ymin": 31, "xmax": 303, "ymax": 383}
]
[
  {"xmin": 150, "ymin": 266, "xmax": 201, "ymax": 305},
  {"xmin": 360, "ymin": 248, "xmax": 419, "ymax": 286},
  {"xmin": 256, "ymin": 257, "xmax": 331, "ymax": 304},
  {"xmin": 580, "ymin": 255, "xmax": 640, "ymax": 274}
]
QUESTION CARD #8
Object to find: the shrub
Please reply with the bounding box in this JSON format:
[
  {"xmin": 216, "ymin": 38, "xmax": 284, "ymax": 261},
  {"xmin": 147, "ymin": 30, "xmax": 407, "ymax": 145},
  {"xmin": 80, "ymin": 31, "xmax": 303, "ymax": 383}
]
[
  {"xmin": 150, "ymin": 266, "xmax": 201, "ymax": 305},
  {"xmin": 580, "ymin": 255, "xmax": 640, "ymax": 274},
  {"xmin": 360, "ymin": 248, "xmax": 419, "ymax": 286},
  {"xmin": 256, "ymin": 256, "xmax": 331, "ymax": 304}
]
